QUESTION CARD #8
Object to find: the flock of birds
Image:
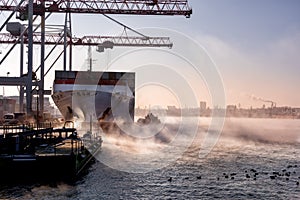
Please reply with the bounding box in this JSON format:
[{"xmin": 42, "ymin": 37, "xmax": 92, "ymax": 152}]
[{"xmin": 167, "ymin": 164, "xmax": 300, "ymax": 186}]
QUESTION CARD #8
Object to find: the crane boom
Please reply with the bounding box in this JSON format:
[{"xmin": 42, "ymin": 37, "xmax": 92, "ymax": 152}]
[
  {"xmin": 0, "ymin": 0, "xmax": 192, "ymax": 17},
  {"xmin": 74, "ymin": 36, "xmax": 173, "ymax": 48},
  {"xmin": 0, "ymin": 33, "xmax": 173, "ymax": 47}
]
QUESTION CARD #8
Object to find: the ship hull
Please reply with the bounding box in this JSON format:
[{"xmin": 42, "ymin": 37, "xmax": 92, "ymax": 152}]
[
  {"xmin": 52, "ymin": 90, "xmax": 134, "ymax": 122},
  {"xmin": 51, "ymin": 71, "xmax": 135, "ymax": 123}
]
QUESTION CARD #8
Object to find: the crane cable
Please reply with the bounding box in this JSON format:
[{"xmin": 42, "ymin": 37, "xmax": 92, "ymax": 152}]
[
  {"xmin": 102, "ymin": 13, "xmax": 149, "ymax": 39},
  {"xmin": 80, "ymin": 1, "xmax": 149, "ymax": 39}
]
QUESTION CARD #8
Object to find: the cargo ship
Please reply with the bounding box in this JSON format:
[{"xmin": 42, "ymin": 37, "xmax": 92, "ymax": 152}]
[{"xmin": 51, "ymin": 70, "xmax": 135, "ymax": 123}]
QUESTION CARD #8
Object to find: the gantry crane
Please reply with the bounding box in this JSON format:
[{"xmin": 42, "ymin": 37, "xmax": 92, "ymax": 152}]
[{"xmin": 0, "ymin": 0, "xmax": 192, "ymax": 117}]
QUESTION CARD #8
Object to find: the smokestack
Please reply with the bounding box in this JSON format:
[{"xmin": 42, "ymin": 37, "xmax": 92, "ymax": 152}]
[{"xmin": 248, "ymin": 94, "xmax": 276, "ymax": 108}]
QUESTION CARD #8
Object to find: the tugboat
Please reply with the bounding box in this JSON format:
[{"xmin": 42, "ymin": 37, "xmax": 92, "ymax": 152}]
[
  {"xmin": 0, "ymin": 121, "xmax": 102, "ymax": 182},
  {"xmin": 137, "ymin": 113, "xmax": 161, "ymax": 125}
]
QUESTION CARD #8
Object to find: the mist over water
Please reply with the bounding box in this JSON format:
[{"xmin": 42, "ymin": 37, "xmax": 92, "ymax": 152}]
[
  {"xmin": 218, "ymin": 118, "xmax": 300, "ymax": 145},
  {"xmin": 100, "ymin": 117, "xmax": 300, "ymax": 156},
  {"xmin": 1, "ymin": 117, "xmax": 299, "ymax": 199}
]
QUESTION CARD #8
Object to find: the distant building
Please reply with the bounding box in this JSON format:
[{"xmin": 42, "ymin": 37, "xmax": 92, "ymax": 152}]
[
  {"xmin": 200, "ymin": 101, "xmax": 207, "ymax": 111},
  {"xmin": 5, "ymin": 96, "xmax": 60, "ymax": 119},
  {"xmin": 8, "ymin": 96, "xmax": 53, "ymax": 112},
  {"xmin": 0, "ymin": 96, "xmax": 16, "ymax": 117},
  {"xmin": 167, "ymin": 106, "xmax": 177, "ymax": 111},
  {"xmin": 226, "ymin": 105, "xmax": 237, "ymax": 111},
  {"xmin": 8, "ymin": 95, "xmax": 24, "ymax": 113},
  {"xmin": 226, "ymin": 105, "xmax": 237, "ymax": 117},
  {"xmin": 167, "ymin": 105, "xmax": 180, "ymax": 116}
]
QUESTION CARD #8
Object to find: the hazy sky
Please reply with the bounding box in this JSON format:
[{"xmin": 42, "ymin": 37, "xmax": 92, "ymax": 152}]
[{"xmin": 0, "ymin": 0, "xmax": 300, "ymax": 108}]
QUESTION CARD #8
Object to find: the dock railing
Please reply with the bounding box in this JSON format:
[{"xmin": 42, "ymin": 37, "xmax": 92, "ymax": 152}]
[
  {"xmin": 0, "ymin": 122, "xmax": 53, "ymax": 135},
  {"xmin": 0, "ymin": 122, "xmax": 86, "ymax": 157}
]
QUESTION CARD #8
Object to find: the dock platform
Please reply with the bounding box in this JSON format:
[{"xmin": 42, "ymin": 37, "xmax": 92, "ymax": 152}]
[{"xmin": 0, "ymin": 121, "xmax": 102, "ymax": 182}]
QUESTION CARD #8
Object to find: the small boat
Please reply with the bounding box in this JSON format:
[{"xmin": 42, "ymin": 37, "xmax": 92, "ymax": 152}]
[{"xmin": 137, "ymin": 113, "xmax": 161, "ymax": 125}]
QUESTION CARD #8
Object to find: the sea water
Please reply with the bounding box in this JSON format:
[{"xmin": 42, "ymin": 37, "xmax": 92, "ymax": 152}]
[{"xmin": 0, "ymin": 117, "xmax": 299, "ymax": 199}]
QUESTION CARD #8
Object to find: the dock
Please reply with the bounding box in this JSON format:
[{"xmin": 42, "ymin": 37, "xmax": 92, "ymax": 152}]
[{"xmin": 0, "ymin": 121, "xmax": 102, "ymax": 182}]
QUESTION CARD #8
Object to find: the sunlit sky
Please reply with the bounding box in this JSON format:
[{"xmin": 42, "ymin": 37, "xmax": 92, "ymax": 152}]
[{"xmin": 0, "ymin": 0, "xmax": 300, "ymax": 108}]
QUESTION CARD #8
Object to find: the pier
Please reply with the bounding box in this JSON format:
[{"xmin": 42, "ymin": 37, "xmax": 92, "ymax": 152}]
[{"xmin": 0, "ymin": 121, "xmax": 102, "ymax": 182}]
